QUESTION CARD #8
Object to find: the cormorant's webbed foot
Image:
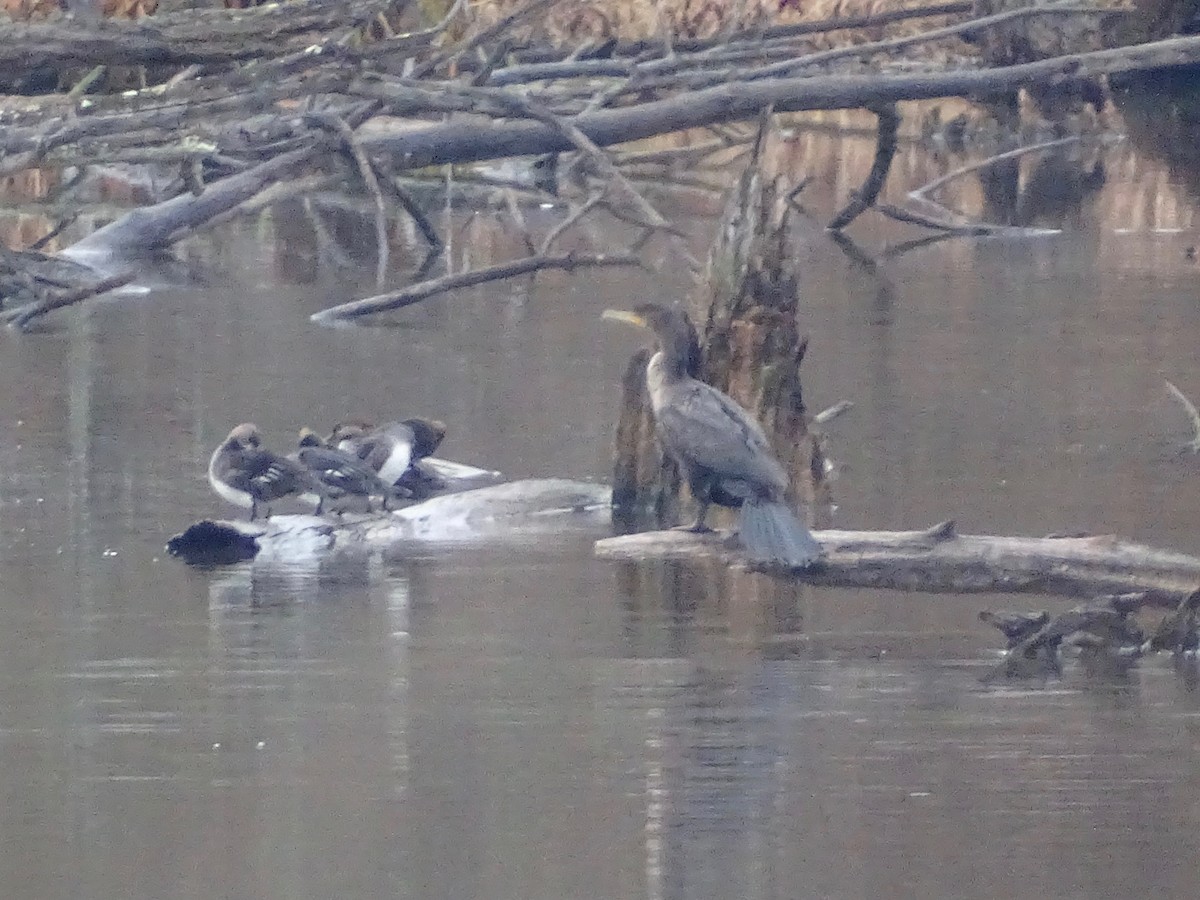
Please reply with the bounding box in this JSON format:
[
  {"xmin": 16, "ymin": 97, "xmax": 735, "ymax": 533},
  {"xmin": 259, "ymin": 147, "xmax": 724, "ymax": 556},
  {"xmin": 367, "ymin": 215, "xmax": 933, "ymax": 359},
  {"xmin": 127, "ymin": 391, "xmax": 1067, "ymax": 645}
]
[{"xmin": 687, "ymin": 501, "xmax": 714, "ymax": 534}]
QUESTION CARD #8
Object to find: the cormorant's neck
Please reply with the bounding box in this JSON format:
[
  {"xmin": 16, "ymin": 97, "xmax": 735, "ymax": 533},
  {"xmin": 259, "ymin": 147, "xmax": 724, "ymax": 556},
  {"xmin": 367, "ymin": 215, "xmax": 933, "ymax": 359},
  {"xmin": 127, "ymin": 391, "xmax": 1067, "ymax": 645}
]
[{"xmin": 649, "ymin": 320, "xmax": 694, "ymax": 383}]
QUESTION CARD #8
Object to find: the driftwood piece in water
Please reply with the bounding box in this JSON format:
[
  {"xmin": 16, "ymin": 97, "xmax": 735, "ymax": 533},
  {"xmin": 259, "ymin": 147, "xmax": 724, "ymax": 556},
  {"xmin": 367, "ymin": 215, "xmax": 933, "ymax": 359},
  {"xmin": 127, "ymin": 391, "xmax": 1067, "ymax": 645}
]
[
  {"xmin": 595, "ymin": 524, "xmax": 1200, "ymax": 606},
  {"xmin": 167, "ymin": 478, "xmax": 612, "ymax": 567}
]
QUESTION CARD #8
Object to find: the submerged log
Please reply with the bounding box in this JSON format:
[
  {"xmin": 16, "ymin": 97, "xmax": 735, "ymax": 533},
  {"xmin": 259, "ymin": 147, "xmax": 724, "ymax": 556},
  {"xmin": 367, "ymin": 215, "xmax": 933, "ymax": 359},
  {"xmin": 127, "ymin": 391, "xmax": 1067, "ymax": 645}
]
[
  {"xmin": 595, "ymin": 523, "xmax": 1200, "ymax": 607},
  {"xmin": 167, "ymin": 478, "xmax": 612, "ymax": 567}
]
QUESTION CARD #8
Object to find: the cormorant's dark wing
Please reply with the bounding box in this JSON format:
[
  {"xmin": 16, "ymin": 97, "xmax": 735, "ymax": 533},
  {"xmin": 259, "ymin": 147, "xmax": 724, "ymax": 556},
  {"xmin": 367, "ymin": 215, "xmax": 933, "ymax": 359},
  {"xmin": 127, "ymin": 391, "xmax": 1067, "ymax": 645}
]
[{"xmin": 654, "ymin": 380, "xmax": 788, "ymax": 494}]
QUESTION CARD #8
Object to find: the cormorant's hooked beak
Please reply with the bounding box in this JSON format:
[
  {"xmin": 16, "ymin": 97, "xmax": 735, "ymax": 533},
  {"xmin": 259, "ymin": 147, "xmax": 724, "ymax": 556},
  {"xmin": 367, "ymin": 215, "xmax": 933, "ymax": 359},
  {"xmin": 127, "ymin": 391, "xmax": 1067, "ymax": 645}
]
[{"xmin": 601, "ymin": 309, "xmax": 647, "ymax": 329}]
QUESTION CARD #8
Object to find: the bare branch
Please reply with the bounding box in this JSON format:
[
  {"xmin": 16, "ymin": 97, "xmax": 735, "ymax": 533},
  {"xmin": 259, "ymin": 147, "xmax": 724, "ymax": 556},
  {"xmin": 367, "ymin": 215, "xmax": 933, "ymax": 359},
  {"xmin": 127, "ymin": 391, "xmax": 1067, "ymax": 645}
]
[
  {"xmin": 411, "ymin": 0, "xmax": 561, "ymax": 78},
  {"xmin": 910, "ymin": 136, "xmax": 1082, "ymax": 204},
  {"xmin": 311, "ymin": 252, "xmax": 639, "ymax": 323},
  {"xmin": 4, "ymin": 270, "xmax": 136, "ymax": 331},
  {"xmin": 539, "ymin": 189, "xmax": 606, "ymax": 255}
]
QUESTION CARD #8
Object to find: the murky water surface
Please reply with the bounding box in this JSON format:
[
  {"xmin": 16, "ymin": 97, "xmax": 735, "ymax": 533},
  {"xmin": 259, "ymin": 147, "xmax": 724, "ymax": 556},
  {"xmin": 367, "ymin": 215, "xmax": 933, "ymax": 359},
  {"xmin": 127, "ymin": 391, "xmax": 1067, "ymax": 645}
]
[{"xmin": 3, "ymin": 124, "xmax": 1200, "ymax": 899}]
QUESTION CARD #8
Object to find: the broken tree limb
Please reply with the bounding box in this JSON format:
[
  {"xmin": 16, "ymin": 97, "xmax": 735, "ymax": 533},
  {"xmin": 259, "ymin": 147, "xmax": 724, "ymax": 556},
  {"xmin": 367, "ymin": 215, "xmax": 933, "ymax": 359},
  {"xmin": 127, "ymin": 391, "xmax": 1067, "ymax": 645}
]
[
  {"xmin": 876, "ymin": 202, "xmax": 997, "ymax": 234},
  {"xmin": 410, "ymin": 0, "xmax": 561, "ymax": 78},
  {"xmin": 3, "ymin": 270, "xmax": 137, "ymax": 331},
  {"xmin": 481, "ymin": 3, "xmax": 1083, "ymax": 89},
  {"xmin": 595, "ymin": 524, "xmax": 1200, "ymax": 607},
  {"xmin": 716, "ymin": 4, "xmax": 1136, "ymax": 87},
  {"xmin": 310, "ymin": 251, "xmax": 640, "ymax": 322},
  {"xmin": 827, "ymin": 103, "xmax": 899, "ymax": 231},
  {"xmin": 65, "ymin": 146, "xmax": 323, "ymax": 258},
  {"xmin": 910, "ymin": 135, "xmax": 1082, "ymax": 204},
  {"xmin": 470, "ymin": 1, "xmax": 971, "ymax": 71},
  {"xmin": 360, "ymin": 33, "xmax": 1200, "ymax": 169}
]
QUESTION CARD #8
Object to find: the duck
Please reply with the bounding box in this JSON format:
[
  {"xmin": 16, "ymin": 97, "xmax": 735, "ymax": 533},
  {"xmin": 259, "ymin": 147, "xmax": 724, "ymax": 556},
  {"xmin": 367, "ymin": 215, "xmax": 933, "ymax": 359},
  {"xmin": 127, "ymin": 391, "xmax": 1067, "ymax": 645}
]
[
  {"xmin": 329, "ymin": 417, "xmax": 448, "ymax": 499},
  {"xmin": 208, "ymin": 423, "xmax": 325, "ymax": 520},
  {"xmin": 294, "ymin": 428, "xmax": 402, "ymax": 512}
]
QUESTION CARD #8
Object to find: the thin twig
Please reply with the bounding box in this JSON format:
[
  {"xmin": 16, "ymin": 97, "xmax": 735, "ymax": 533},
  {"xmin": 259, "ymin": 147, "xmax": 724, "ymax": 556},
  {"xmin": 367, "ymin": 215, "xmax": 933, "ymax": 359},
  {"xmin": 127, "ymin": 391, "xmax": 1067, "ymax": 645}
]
[
  {"xmin": 786, "ymin": 175, "xmax": 815, "ymax": 207},
  {"xmin": 374, "ymin": 164, "xmax": 443, "ymax": 250},
  {"xmin": 4, "ymin": 270, "xmax": 136, "ymax": 331},
  {"xmin": 482, "ymin": 88, "xmax": 671, "ymax": 229},
  {"xmin": 611, "ymin": 138, "xmax": 743, "ymax": 167},
  {"xmin": 311, "ymin": 252, "xmax": 639, "ymax": 323},
  {"xmin": 911, "ymin": 136, "xmax": 1081, "ymax": 203},
  {"xmin": 539, "ymin": 189, "xmax": 606, "ymax": 255},
  {"xmin": 466, "ymin": 1, "xmax": 970, "ymax": 74},
  {"xmin": 471, "ymin": 39, "xmax": 511, "ymax": 86},
  {"xmin": 686, "ymin": 4, "xmax": 1136, "ymax": 89},
  {"xmin": 201, "ymin": 173, "xmax": 340, "ymax": 234},
  {"xmin": 163, "ymin": 64, "xmax": 203, "ymax": 91},
  {"xmin": 876, "ymin": 202, "xmax": 997, "ymax": 234},
  {"xmin": 503, "ymin": 189, "xmax": 537, "ymax": 255},
  {"xmin": 411, "ymin": 0, "xmax": 560, "ymax": 78},
  {"xmin": 27, "ymin": 215, "xmax": 78, "ymax": 252},
  {"xmin": 309, "ymin": 112, "xmax": 390, "ymax": 286},
  {"xmin": 879, "ymin": 232, "xmax": 957, "ymax": 259},
  {"xmin": 1165, "ymin": 380, "xmax": 1200, "ymax": 454}
]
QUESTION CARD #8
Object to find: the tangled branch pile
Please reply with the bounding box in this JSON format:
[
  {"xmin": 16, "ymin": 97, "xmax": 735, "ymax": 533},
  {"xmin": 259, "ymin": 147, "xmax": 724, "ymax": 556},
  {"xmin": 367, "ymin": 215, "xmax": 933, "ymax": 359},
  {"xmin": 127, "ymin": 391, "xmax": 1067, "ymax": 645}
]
[{"xmin": 0, "ymin": 0, "xmax": 1191, "ymax": 326}]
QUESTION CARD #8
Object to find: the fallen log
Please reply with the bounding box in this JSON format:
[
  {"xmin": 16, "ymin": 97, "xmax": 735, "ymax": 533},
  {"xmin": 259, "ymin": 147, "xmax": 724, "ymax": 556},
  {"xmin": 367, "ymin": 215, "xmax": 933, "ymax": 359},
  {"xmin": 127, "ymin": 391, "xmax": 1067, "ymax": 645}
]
[
  {"xmin": 360, "ymin": 33, "xmax": 1200, "ymax": 167},
  {"xmin": 594, "ymin": 522, "xmax": 1200, "ymax": 607},
  {"xmin": 167, "ymin": 478, "xmax": 612, "ymax": 566}
]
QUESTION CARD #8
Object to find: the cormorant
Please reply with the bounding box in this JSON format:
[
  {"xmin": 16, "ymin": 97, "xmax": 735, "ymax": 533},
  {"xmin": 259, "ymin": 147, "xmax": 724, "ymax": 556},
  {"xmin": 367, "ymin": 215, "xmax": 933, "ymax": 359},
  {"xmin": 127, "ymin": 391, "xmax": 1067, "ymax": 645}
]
[
  {"xmin": 208, "ymin": 423, "xmax": 326, "ymax": 520},
  {"xmin": 329, "ymin": 418, "xmax": 448, "ymax": 499},
  {"xmin": 294, "ymin": 428, "xmax": 401, "ymax": 511},
  {"xmin": 603, "ymin": 303, "xmax": 823, "ymax": 568}
]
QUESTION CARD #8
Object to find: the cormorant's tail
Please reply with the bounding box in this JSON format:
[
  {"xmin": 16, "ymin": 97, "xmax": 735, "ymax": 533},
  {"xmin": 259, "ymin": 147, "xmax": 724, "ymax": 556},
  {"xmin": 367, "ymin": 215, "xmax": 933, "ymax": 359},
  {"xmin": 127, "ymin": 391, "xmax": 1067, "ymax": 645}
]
[{"xmin": 738, "ymin": 499, "xmax": 823, "ymax": 568}]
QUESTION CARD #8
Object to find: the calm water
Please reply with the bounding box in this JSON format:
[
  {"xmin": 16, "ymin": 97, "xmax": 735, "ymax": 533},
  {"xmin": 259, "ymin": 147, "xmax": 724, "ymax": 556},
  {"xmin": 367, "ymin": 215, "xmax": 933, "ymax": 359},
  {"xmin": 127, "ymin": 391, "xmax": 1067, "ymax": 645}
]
[{"xmin": 3, "ymin": 125, "xmax": 1200, "ymax": 899}]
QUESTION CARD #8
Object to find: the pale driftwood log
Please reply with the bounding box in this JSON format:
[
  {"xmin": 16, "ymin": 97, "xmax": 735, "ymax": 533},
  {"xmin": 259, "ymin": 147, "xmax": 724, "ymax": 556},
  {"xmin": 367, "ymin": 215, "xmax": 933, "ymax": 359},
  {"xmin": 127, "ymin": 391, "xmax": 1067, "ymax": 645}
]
[
  {"xmin": 594, "ymin": 523, "xmax": 1200, "ymax": 608},
  {"xmin": 168, "ymin": 478, "xmax": 612, "ymax": 566}
]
